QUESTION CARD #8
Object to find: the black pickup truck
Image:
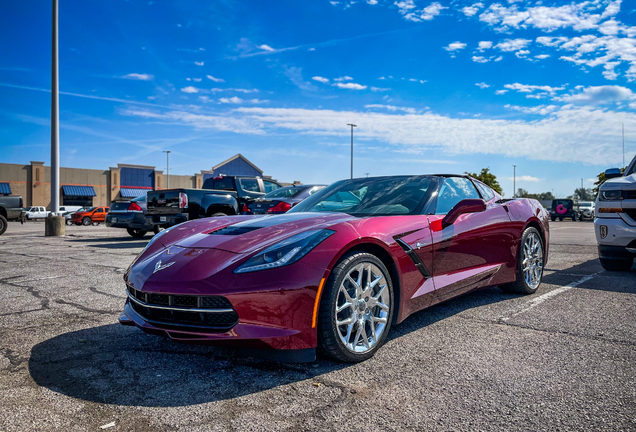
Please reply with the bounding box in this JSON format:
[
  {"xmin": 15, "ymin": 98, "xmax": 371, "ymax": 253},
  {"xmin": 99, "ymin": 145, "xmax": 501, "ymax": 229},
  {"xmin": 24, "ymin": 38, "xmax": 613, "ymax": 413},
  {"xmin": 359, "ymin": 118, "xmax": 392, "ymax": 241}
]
[
  {"xmin": 0, "ymin": 196, "xmax": 27, "ymax": 235},
  {"xmin": 145, "ymin": 175, "xmax": 281, "ymax": 231}
]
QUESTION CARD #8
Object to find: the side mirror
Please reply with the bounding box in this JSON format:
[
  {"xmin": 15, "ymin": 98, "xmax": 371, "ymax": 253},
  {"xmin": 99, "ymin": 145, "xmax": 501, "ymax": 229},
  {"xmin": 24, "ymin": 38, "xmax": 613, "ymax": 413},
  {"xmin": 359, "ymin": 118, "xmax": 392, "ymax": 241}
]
[
  {"xmin": 442, "ymin": 199, "xmax": 486, "ymax": 228},
  {"xmin": 604, "ymin": 168, "xmax": 622, "ymax": 180}
]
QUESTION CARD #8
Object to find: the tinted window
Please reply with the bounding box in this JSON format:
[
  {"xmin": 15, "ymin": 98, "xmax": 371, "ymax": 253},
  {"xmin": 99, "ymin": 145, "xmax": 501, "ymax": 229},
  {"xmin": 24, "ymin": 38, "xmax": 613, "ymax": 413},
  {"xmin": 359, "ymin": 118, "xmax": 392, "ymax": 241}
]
[
  {"xmin": 289, "ymin": 176, "xmax": 435, "ymax": 216},
  {"xmin": 435, "ymin": 177, "xmax": 480, "ymax": 215},
  {"xmin": 308, "ymin": 186, "xmax": 325, "ymax": 195},
  {"xmin": 240, "ymin": 178, "xmax": 260, "ymax": 192},
  {"xmin": 86, "ymin": 207, "xmax": 98, "ymax": 212},
  {"xmin": 263, "ymin": 187, "xmax": 302, "ymax": 199},
  {"xmin": 474, "ymin": 181, "xmax": 495, "ymax": 201},
  {"xmin": 263, "ymin": 180, "xmax": 280, "ymax": 193},
  {"xmin": 208, "ymin": 178, "xmax": 235, "ymax": 191}
]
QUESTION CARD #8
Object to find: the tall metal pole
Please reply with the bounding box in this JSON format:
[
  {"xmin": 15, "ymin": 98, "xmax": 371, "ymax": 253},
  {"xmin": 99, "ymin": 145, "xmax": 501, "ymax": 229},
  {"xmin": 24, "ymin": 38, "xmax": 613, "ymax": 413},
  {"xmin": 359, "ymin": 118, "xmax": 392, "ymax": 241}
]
[
  {"xmin": 347, "ymin": 124, "xmax": 357, "ymax": 179},
  {"xmin": 623, "ymin": 123, "xmax": 625, "ymax": 168},
  {"xmin": 513, "ymin": 165, "xmax": 516, "ymax": 198},
  {"xmin": 51, "ymin": 0, "xmax": 60, "ymax": 215},
  {"xmin": 163, "ymin": 150, "xmax": 171, "ymax": 189}
]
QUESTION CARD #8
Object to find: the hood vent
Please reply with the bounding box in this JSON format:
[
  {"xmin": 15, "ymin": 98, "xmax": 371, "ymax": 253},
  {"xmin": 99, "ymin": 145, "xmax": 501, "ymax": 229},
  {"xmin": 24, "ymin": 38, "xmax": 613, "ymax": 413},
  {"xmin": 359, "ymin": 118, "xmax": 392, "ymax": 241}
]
[{"xmin": 210, "ymin": 225, "xmax": 262, "ymax": 236}]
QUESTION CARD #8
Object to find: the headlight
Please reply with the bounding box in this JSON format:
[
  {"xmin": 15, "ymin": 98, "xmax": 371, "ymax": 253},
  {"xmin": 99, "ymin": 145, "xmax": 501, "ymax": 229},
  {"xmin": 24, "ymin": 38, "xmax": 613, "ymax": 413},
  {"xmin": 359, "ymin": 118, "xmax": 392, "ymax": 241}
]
[
  {"xmin": 234, "ymin": 229, "xmax": 335, "ymax": 274},
  {"xmin": 600, "ymin": 190, "xmax": 623, "ymax": 201}
]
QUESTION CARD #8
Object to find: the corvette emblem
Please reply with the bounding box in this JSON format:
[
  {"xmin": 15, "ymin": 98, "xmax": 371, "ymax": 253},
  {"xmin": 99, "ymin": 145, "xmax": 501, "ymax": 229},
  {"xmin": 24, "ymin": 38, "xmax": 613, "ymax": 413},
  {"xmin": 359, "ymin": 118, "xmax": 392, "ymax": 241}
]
[{"xmin": 153, "ymin": 260, "xmax": 175, "ymax": 274}]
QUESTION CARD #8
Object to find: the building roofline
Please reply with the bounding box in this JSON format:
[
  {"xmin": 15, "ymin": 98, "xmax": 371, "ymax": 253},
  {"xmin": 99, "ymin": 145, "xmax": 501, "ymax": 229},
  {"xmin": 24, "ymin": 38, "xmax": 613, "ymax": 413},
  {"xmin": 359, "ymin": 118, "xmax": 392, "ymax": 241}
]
[
  {"xmin": 117, "ymin": 163, "xmax": 156, "ymax": 169},
  {"xmin": 212, "ymin": 153, "xmax": 263, "ymax": 174}
]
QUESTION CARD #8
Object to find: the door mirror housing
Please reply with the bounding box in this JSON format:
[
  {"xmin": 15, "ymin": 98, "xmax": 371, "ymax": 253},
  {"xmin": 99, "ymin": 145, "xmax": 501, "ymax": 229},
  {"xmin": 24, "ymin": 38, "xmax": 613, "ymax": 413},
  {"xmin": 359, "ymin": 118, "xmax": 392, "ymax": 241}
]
[
  {"xmin": 604, "ymin": 168, "xmax": 622, "ymax": 180},
  {"xmin": 442, "ymin": 199, "xmax": 486, "ymax": 228}
]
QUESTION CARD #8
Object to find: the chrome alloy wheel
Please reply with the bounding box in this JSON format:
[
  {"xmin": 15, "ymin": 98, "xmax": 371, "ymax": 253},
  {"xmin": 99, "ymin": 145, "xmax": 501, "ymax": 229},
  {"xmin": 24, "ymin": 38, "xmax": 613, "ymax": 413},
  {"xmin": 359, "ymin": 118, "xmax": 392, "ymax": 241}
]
[
  {"xmin": 335, "ymin": 262, "xmax": 389, "ymax": 353},
  {"xmin": 522, "ymin": 232, "xmax": 544, "ymax": 289}
]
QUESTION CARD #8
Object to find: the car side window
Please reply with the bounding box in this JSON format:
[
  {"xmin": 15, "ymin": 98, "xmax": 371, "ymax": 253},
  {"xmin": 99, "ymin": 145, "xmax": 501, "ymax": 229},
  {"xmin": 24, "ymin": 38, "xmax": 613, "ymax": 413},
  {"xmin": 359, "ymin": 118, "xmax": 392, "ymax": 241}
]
[
  {"xmin": 474, "ymin": 181, "xmax": 495, "ymax": 201},
  {"xmin": 435, "ymin": 177, "xmax": 480, "ymax": 215},
  {"xmin": 263, "ymin": 180, "xmax": 280, "ymax": 193},
  {"xmin": 240, "ymin": 178, "xmax": 260, "ymax": 192}
]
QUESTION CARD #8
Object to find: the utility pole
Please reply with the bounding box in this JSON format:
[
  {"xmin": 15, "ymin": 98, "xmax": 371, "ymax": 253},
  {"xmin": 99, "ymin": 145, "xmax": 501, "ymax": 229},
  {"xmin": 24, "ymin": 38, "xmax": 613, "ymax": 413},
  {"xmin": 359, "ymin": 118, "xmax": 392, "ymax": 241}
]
[
  {"xmin": 45, "ymin": 0, "xmax": 64, "ymax": 235},
  {"xmin": 347, "ymin": 124, "xmax": 357, "ymax": 179},
  {"xmin": 623, "ymin": 123, "xmax": 625, "ymax": 168},
  {"xmin": 364, "ymin": 173, "xmax": 370, "ymax": 178},
  {"xmin": 163, "ymin": 150, "xmax": 171, "ymax": 189},
  {"xmin": 513, "ymin": 165, "xmax": 516, "ymax": 198},
  {"xmin": 51, "ymin": 0, "xmax": 60, "ymax": 215}
]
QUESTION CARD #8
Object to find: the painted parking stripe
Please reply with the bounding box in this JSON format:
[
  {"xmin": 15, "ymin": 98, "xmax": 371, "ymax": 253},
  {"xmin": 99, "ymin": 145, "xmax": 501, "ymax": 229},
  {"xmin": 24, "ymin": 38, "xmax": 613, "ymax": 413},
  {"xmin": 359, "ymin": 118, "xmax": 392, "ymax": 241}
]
[{"xmin": 500, "ymin": 272, "xmax": 601, "ymax": 322}]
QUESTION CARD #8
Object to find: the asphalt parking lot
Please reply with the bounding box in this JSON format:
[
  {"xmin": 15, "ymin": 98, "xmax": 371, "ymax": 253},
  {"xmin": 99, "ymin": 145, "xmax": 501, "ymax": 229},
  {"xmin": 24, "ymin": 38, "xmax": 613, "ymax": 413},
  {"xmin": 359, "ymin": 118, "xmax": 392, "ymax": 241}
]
[{"xmin": 0, "ymin": 220, "xmax": 634, "ymax": 431}]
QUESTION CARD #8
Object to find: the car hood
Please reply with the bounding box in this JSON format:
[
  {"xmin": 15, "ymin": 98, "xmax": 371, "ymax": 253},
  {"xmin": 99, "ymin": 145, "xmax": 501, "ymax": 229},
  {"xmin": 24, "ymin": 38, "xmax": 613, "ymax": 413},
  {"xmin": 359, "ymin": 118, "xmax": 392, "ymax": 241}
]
[
  {"xmin": 164, "ymin": 212, "xmax": 356, "ymax": 255},
  {"xmin": 601, "ymin": 173, "xmax": 636, "ymax": 190}
]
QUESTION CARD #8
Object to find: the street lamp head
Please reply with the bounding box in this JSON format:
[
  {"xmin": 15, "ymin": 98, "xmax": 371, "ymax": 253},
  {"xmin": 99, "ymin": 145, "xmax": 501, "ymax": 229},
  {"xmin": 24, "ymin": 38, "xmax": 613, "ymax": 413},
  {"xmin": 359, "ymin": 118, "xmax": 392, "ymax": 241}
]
[
  {"xmin": 163, "ymin": 150, "xmax": 171, "ymax": 154},
  {"xmin": 347, "ymin": 124, "xmax": 357, "ymax": 128}
]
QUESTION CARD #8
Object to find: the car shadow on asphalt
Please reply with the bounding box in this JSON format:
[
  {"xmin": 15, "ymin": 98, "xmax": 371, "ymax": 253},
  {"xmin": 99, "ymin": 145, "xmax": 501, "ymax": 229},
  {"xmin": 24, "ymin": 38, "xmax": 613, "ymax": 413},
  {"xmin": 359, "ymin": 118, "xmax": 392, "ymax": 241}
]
[
  {"xmin": 66, "ymin": 236, "xmax": 150, "ymax": 249},
  {"xmin": 28, "ymin": 286, "xmax": 516, "ymax": 407},
  {"xmin": 543, "ymin": 258, "xmax": 636, "ymax": 293}
]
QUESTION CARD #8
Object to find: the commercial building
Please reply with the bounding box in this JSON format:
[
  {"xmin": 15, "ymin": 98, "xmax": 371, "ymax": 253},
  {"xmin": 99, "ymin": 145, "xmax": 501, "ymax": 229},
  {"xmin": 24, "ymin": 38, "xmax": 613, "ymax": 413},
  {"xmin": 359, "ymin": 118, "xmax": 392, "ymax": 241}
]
[{"xmin": 0, "ymin": 154, "xmax": 293, "ymax": 209}]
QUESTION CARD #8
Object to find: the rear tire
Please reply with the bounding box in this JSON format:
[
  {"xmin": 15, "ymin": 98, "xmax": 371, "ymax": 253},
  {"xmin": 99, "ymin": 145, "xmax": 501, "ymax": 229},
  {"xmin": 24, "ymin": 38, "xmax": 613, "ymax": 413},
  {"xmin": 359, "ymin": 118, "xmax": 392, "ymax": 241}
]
[
  {"xmin": 599, "ymin": 257, "xmax": 634, "ymax": 272},
  {"xmin": 82, "ymin": 217, "xmax": 92, "ymax": 226},
  {"xmin": 572, "ymin": 215, "xmax": 576, "ymax": 221},
  {"xmin": 317, "ymin": 252, "xmax": 394, "ymax": 363},
  {"xmin": 211, "ymin": 212, "xmax": 227, "ymax": 217},
  {"xmin": 559, "ymin": 217, "xmax": 563, "ymax": 221},
  {"xmin": 500, "ymin": 227, "xmax": 544, "ymax": 295},
  {"xmin": 127, "ymin": 228, "xmax": 147, "ymax": 238},
  {"xmin": 0, "ymin": 215, "xmax": 7, "ymax": 236},
  {"xmin": 550, "ymin": 216, "xmax": 556, "ymax": 222},
  {"xmin": 153, "ymin": 225, "xmax": 164, "ymax": 235},
  {"xmin": 65, "ymin": 219, "xmax": 73, "ymax": 226}
]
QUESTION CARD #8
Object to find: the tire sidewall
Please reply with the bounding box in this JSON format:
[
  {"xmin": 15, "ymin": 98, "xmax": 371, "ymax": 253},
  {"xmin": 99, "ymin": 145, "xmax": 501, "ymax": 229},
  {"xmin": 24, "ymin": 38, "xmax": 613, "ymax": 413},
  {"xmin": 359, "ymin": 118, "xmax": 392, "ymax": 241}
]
[
  {"xmin": 0, "ymin": 215, "xmax": 7, "ymax": 236},
  {"xmin": 82, "ymin": 217, "xmax": 91, "ymax": 226},
  {"xmin": 318, "ymin": 252, "xmax": 394, "ymax": 362}
]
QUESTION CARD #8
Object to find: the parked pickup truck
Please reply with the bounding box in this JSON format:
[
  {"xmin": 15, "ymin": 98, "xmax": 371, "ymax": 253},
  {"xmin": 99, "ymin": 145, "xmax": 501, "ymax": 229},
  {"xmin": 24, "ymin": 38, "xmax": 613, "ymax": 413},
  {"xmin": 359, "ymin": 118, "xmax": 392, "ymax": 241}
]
[
  {"xmin": 146, "ymin": 175, "xmax": 281, "ymax": 231},
  {"xmin": 0, "ymin": 195, "xmax": 27, "ymax": 235}
]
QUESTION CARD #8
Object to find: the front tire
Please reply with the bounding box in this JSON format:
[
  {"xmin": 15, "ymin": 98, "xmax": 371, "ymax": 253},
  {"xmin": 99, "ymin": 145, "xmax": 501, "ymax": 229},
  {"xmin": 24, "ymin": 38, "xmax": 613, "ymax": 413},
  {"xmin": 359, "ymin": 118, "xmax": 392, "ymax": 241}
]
[
  {"xmin": 317, "ymin": 252, "xmax": 394, "ymax": 362},
  {"xmin": 500, "ymin": 227, "xmax": 545, "ymax": 295},
  {"xmin": 0, "ymin": 215, "xmax": 7, "ymax": 236},
  {"xmin": 65, "ymin": 219, "xmax": 73, "ymax": 226},
  {"xmin": 82, "ymin": 217, "xmax": 92, "ymax": 226},
  {"xmin": 599, "ymin": 257, "xmax": 634, "ymax": 272},
  {"xmin": 127, "ymin": 228, "xmax": 148, "ymax": 238}
]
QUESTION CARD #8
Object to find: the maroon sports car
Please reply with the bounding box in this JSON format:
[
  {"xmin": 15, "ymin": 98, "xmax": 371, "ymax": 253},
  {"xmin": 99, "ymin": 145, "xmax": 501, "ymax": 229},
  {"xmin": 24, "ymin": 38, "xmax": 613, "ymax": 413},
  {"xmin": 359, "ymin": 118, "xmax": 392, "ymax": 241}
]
[{"xmin": 120, "ymin": 175, "xmax": 549, "ymax": 362}]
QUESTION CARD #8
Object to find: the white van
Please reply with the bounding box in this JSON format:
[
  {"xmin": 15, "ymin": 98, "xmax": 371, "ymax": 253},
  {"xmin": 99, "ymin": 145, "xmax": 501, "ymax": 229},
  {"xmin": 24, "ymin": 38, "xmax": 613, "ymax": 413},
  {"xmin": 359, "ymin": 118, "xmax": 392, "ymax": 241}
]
[{"xmin": 59, "ymin": 206, "xmax": 83, "ymax": 213}]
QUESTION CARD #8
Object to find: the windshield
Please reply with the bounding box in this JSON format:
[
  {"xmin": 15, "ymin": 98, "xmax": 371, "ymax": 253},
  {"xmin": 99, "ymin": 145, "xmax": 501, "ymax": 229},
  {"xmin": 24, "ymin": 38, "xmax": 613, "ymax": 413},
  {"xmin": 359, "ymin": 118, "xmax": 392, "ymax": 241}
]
[
  {"xmin": 579, "ymin": 202, "xmax": 592, "ymax": 207},
  {"xmin": 288, "ymin": 176, "xmax": 436, "ymax": 216},
  {"xmin": 85, "ymin": 207, "xmax": 97, "ymax": 212},
  {"xmin": 262, "ymin": 187, "xmax": 303, "ymax": 199}
]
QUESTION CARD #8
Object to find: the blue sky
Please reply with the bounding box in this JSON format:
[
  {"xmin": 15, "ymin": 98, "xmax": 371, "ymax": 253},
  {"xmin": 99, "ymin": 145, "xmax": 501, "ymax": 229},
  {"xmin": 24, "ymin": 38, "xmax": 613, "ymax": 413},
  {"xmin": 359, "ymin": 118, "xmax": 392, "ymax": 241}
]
[{"xmin": 1, "ymin": 0, "xmax": 635, "ymax": 196}]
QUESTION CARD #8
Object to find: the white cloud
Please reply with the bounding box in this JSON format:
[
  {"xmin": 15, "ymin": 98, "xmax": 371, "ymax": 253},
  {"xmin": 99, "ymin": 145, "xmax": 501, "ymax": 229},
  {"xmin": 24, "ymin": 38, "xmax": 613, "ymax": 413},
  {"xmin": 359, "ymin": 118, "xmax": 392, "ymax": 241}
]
[
  {"xmin": 284, "ymin": 66, "xmax": 317, "ymax": 91},
  {"xmin": 334, "ymin": 76, "xmax": 353, "ymax": 82},
  {"xmin": 365, "ymin": 104, "xmax": 418, "ymax": 114},
  {"xmin": 475, "ymin": 82, "xmax": 490, "ymax": 89},
  {"xmin": 367, "ymin": 0, "xmax": 378, "ymax": 4},
  {"xmin": 515, "ymin": 49, "xmax": 530, "ymax": 58},
  {"xmin": 259, "ymin": 44, "xmax": 275, "ymax": 51},
  {"xmin": 181, "ymin": 86, "xmax": 199, "ymax": 93},
  {"xmin": 194, "ymin": 61, "xmax": 204, "ymax": 66},
  {"xmin": 472, "ymin": 56, "xmax": 489, "ymax": 63},
  {"xmin": 370, "ymin": 86, "xmax": 391, "ymax": 92},
  {"xmin": 206, "ymin": 75, "xmax": 225, "ymax": 83},
  {"xmin": 219, "ymin": 97, "xmax": 244, "ymax": 104},
  {"xmin": 505, "ymin": 104, "xmax": 559, "ymax": 115},
  {"xmin": 445, "ymin": 41, "xmax": 467, "ymax": 51},
  {"xmin": 334, "ymin": 82, "xmax": 367, "ymax": 90},
  {"xmin": 462, "ymin": 3, "xmax": 484, "ymax": 17},
  {"xmin": 504, "ymin": 83, "xmax": 565, "ymax": 95},
  {"xmin": 555, "ymin": 85, "xmax": 635, "ymax": 104},
  {"xmin": 192, "ymin": 78, "xmax": 202, "ymax": 82},
  {"xmin": 312, "ymin": 76, "xmax": 330, "ymax": 83},
  {"xmin": 478, "ymin": 41, "xmax": 493, "ymax": 51},
  {"xmin": 535, "ymin": 54, "xmax": 551, "ymax": 59},
  {"xmin": 123, "ymin": 104, "xmax": 636, "ymax": 165},
  {"xmin": 495, "ymin": 90, "xmax": 509, "ymax": 95},
  {"xmin": 509, "ymin": 175, "xmax": 541, "ymax": 182},
  {"xmin": 495, "ymin": 38, "xmax": 532, "ymax": 52},
  {"xmin": 397, "ymin": 1, "xmax": 446, "ymax": 22},
  {"xmin": 122, "ymin": 73, "xmax": 153, "ymax": 81}
]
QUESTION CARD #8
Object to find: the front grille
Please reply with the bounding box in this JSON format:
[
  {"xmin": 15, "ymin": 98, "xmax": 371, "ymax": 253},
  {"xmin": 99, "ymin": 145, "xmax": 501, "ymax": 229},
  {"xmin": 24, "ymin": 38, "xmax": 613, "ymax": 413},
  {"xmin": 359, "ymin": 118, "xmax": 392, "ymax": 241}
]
[
  {"xmin": 623, "ymin": 209, "xmax": 636, "ymax": 222},
  {"xmin": 624, "ymin": 191, "xmax": 636, "ymax": 199},
  {"xmin": 127, "ymin": 285, "xmax": 238, "ymax": 331}
]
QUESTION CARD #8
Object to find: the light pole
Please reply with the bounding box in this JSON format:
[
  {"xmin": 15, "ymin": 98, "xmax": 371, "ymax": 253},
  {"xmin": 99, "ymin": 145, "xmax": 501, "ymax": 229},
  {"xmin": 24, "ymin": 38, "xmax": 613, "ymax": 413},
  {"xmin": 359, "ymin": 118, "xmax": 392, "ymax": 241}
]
[
  {"xmin": 347, "ymin": 124, "xmax": 357, "ymax": 179},
  {"xmin": 513, "ymin": 165, "xmax": 516, "ymax": 198},
  {"xmin": 51, "ymin": 0, "xmax": 60, "ymax": 215},
  {"xmin": 623, "ymin": 123, "xmax": 625, "ymax": 168},
  {"xmin": 163, "ymin": 150, "xmax": 171, "ymax": 189}
]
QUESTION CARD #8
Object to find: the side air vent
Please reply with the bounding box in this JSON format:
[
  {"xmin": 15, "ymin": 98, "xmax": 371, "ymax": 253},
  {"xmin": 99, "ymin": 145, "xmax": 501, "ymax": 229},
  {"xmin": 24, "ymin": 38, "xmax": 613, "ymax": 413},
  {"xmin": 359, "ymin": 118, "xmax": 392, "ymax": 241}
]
[
  {"xmin": 394, "ymin": 238, "xmax": 432, "ymax": 278},
  {"xmin": 211, "ymin": 226, "xmax": 261, "ymax": 236}
]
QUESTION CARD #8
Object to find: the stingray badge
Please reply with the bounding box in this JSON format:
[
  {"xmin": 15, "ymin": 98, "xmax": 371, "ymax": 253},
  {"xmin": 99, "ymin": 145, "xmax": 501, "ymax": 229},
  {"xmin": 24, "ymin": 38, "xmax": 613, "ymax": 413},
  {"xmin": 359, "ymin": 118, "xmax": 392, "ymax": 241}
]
[{"xmin": 153, "ymin": 260, "xmax": 175, "ymax": 274}]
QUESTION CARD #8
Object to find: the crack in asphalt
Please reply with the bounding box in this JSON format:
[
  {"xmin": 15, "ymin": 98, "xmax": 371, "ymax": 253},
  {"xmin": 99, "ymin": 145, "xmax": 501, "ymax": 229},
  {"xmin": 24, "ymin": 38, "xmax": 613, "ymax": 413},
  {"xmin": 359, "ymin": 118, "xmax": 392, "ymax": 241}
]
[
  {"xmin": 54, "ymin": 299, "xmax": 118, "ymax": 315},
  {"xmin": 89, "ymin": 286, "xmax": 126, "ymax": 300}
]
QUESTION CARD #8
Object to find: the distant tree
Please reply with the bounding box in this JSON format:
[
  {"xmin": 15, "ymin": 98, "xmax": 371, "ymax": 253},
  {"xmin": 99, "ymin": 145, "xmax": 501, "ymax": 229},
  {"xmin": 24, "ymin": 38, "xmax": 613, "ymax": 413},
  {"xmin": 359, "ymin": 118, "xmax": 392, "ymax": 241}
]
[
  {"xmin": 573, "ymin": 187, "xmax": 593, "ymax": 201},
  {"xmin": 465, "ymin": 168, "xmax": 502, "ymax": 194},
  {"xmin": 516, "ymin": 188, "xmax": 531, "ymax": 198},
  {"xmin": 516, "ymin": 189, "xmax": 555, "ymax": 201},
  {"xmin": 538, "ymin": 191, "xmax": 555, "ymax": 201}
]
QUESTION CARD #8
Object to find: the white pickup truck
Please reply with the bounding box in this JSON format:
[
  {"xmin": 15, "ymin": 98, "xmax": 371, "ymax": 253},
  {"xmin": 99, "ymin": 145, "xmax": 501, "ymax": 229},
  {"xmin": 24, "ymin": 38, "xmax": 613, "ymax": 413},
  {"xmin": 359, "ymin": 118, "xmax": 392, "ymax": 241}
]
[
  {"xmin": 26, "ymin": 206, "xmax": 50, "ymax": 220},
  {"xmin": 595, "ymin": 155, "xmax": 636, "ymax": 271}
]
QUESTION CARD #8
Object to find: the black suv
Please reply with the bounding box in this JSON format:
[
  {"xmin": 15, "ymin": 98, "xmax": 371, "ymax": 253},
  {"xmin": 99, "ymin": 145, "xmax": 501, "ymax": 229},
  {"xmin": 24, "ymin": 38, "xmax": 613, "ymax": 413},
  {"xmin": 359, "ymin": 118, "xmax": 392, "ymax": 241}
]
[{"xmin": 550, "ymin": 199, "xmax": 577, "ymax": 222}]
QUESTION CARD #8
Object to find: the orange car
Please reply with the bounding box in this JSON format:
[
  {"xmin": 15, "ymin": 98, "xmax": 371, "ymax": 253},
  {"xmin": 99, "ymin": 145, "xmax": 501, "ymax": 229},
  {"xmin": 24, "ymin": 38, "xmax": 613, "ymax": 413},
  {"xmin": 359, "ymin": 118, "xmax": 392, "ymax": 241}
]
[{"xmin": 71, "ymin": 207, "xmax": 109, "ymax": 226}]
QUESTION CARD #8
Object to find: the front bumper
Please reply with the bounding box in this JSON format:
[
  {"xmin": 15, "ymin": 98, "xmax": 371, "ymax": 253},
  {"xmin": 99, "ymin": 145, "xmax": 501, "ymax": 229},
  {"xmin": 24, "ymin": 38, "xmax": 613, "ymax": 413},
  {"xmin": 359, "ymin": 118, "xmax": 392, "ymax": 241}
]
[
  {"xmin": 146, "ymin": 213, "xmax": 189, "ymax": 227},
  {"xmin": 595, "ymin": 216, "xmax": 636, "ymax": 247}
]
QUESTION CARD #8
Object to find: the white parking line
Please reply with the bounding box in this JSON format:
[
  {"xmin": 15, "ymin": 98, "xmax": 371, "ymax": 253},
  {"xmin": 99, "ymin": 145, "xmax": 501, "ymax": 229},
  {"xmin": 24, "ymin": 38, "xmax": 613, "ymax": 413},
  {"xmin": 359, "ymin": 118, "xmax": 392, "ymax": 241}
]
[{"xmin": 500, "ymin": 272, "xmax": 601, "ymax": 322}]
